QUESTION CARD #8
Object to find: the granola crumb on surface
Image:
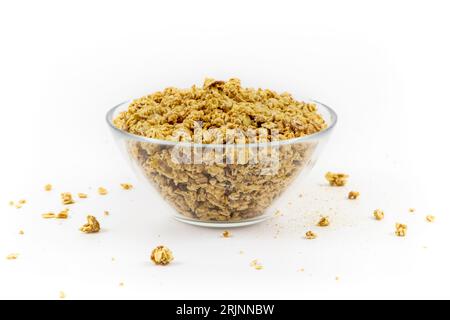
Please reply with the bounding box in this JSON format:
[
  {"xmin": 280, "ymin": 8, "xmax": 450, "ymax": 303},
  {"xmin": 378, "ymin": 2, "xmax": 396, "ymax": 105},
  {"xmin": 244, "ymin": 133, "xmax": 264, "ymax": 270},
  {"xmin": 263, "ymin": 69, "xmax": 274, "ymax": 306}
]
[
  {"xmin": 151, "ymin": 246, "xmax": 174, "ymax": 265},
  {"xmin": 426, "ymin": 215, "xmax": 435, "ymax": 223},
  {"xmin": 78, "ymin": 193, "xmax": 88, "ymax": 199},
  {"xmin": 222, "ymin": 230, "xmax": 232, "ymax": 238},
  {"xmin": 61, "ymin": 192, "xmax": 74, "ymax": 205},
  {"xmin": 373, "ymin": 209, "xmax": 384, "ymax": 221},
  {"xmin": 80, "ymin": 215, "xmax": 101, "ymax": 233},
  {"xmin": 42, "ymin": 212, "xmax": 56, "ymax": 219},
  {"xmin": 325, "ymin": 172, "xmax": 349, "ymax": 187},
  {"xmin": 119, "ymin": 282, "xmax": 124, "ymax": 287},
  {"xmin": 59, "ymin": 291, "xmax": 66, "ymax": 299},
  {"xmin": 104, "ymin": 210, "xmax": 110, "ymax": 216},
  {"xmin": 348, "ymin": 191, "xmax": 360, "ymax": 200},
  {"xmin": 317, "ymin": 216, "xmax": 330, "ymax": 227},
  {"xmin": 305, "ymin": 231, "xmax": 317, "ymax": 240},
  {"xmin": 9, "ymin": 200, "xmax": 14, "ymax": 206},
  {"xmin": 98, "ymin": 187, "xmax": 108, "ymax": 195},
  {"xmin": 409, "ymin": 208, "xmax": 416, "ymax": 213},
  {"xmin": 120, "ymin": 183, "xmax": 133, "ymax": 190},
  {"xmin": 250, "ymin": 259, "xmax": 264, "ymax": 270},
  {"xmin": 395, "ymin": 223, "xmax": 407, "ymax": 237},
  {"xmin": 6, "ymin": 253, "xmax": 19, "ymax": 260},
  {"xmin": 44, "ymin": 184, "xmax": 52, "ymax": 191},
  {"xmin": 56, "ymin": 208, "xmax": 69, "ymax": 219},
  {"xmin": 19, "ymin": 230, "xmax": 24, "ymax": 235},
  {"xmin": 15, "ymin": 199, "xmax": 26, "ymax": 209}
]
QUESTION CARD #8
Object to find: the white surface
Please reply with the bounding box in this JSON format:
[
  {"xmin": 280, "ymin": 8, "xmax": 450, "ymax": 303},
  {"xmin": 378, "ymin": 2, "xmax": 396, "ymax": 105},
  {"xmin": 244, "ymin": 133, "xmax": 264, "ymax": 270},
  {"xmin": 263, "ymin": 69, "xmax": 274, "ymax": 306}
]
[{"xmin": 0, "ymin": 0, "xmax": 449, "ymax": 300}]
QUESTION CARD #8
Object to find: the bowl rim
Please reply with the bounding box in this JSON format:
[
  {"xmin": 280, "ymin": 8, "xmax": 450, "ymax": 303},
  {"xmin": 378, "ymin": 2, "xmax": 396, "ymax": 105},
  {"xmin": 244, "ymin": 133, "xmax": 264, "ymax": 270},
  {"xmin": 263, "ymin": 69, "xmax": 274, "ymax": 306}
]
[{"xmin": 106, "ymin": 99, "xmax": 338, "ymax": 148}]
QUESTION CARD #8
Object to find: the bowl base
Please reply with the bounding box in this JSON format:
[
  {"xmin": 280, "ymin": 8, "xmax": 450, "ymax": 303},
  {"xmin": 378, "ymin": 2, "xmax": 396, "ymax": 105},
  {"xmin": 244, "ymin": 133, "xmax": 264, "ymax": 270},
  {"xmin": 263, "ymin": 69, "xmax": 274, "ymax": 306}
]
[{"xmin": 173, "ymin": 215, "xmax": 269, "ymax": 228}]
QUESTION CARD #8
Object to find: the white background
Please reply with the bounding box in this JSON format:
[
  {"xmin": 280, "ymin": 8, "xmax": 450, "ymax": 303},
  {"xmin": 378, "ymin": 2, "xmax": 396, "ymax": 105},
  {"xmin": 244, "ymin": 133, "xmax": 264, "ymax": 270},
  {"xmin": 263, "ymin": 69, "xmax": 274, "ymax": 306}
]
[{"xmin": 0, "ymin": 0, "xmax": 449, "ymax": 299}]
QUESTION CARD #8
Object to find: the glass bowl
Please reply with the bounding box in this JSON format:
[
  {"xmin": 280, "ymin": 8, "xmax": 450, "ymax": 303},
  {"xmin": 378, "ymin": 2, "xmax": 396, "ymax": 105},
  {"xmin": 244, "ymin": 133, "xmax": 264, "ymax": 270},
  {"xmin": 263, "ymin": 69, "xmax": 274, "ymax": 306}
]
[{"xmin": 106, "ymin": 99, "xmax": 337, "ymax": 227}]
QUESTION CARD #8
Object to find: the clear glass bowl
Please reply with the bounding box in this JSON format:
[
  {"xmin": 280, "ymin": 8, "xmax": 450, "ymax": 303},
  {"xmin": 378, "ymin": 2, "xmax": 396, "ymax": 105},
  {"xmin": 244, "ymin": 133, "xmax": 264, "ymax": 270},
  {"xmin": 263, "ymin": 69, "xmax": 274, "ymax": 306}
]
[{"xmin": 106, "ymin": 99, "xmax": 337, "ymax": 227}]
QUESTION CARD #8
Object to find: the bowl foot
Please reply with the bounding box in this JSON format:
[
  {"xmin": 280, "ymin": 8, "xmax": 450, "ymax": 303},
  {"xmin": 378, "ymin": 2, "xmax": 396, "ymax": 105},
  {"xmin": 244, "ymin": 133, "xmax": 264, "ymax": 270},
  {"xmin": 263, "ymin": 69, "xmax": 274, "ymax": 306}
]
[{"xmin": 173, "ymin": 215, "xmax": 269, "ymax": 228}]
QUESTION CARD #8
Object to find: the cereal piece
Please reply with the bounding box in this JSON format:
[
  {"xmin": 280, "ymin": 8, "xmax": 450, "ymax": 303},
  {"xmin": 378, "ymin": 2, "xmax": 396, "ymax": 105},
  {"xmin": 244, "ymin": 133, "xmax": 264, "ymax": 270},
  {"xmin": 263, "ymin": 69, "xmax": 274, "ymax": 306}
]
[
  {"xmin": 335, "ymin": 276, "xmax": 340, "ymax": 281},
  {"xmin": 42, "ymin": 212, "xmax": 56, "ymax": 219},
  {"xmin": 373, "ymin": 209, "xmax": 384, "ymax": 221},
  {"xmin": 426, "ymin": 215, "xmax": 435, "ymax": 223},
  {"xmin": 299, "ymin": 268, "xmax": 305, "ymax": 272},
  {"xmin": 150, "ymin": 246, "xmax": 174, "ymax": 265},
  {"xmin": 78, "ymin": 193, "xmax": 88, "ymax": 199},
  {"xmin": 61, "ymin": 192, "xmax": 74, "ymax": 205},
  {"xmin": 409, "ymin": 208, "xmax": 416, "ymax": 213},
  {"xmin": 15, "ymin": 199, "xmax": 26, "ymax": 209},
  {"xmin": 222, "ymin": 230, "xmax": 231, "ymax": 238},
  {"xmin": 250, "ymin": 259, "xmax": 264, "ymax": 270},
  {"xmin": 9, "ymin": 200, "xmax": 14, "ymax": 206},
  {"xmin": 325, "ymin": 172, "xmax": 349, "ymax": 187},
  {"xmin": 19, "ymin": 230, "xmax": 24, "ymax": 235},
  {"xmin": 119, "ymin": 282, "xmax": 124, "ymax": 287},
  {"xmin": 348, "ymin": 191, "xmax": 360, "ymax": 200},
  {"xmin": 44, "ymin": 184, "xmax": 52, "ymax": 191},
  {"xmin": 395, "ymin": 223, "xmax": 407, "ymax": 237},
  {"xmin": 120, "ymin": 183, "xmax": 133, "ymax": 190},
  {"xmin": 59, "ymin": 291, "xmax": 66, "ymax": 299},
  {"xmin": 317, "ymin": 216, "xmax": 330, "ymax": 227},
  {"xmin": 80, "ymin": 215, "xmax": 101, "ymax": 233},
  {"xmin": 305, "ymin": 231, "xmax": 317, "ymax": 239},
  {"xmin": 98, "ymin": 187, "xmax": 108, "ymax": 195},
  {"xmin": 6, "ymin": 253, "xmax": 19, "ymax": 260},
  {"xmin": 56, "ymin": 208, "xmax": 69, "ymax": 219},
  {"xmin": 104, "ymin": 210, "xmax": 110, "ymax": 216}
]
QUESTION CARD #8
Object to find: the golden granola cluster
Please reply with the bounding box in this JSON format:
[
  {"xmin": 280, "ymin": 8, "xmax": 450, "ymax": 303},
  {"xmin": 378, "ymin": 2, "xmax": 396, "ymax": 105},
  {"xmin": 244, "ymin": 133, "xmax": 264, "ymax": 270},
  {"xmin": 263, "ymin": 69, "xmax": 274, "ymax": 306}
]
[
  {"xmin": 113, "ymin": 79, "xmax": 327, "ymax": 223},
  {"xmin": 150, "ymin": 246, "xmax": 174, "ymax": 265},
  {"xmin": 325, "ymin": 172, "xmax": 348, "ymax": 187},
  {"xmin": 80, "ymin": 215, "xmax": 101, "ymax": 233}
]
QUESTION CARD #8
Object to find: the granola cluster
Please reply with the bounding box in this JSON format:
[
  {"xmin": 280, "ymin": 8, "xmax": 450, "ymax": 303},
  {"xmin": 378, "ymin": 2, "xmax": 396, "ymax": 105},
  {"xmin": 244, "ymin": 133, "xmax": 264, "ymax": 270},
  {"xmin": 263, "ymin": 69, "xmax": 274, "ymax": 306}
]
[
  {"xmin": 114, "ymin": 78, "xmax": 327, "ymax": 222},
  {"xmin": 150, "ymin": 246, "xmax": 174, "ymax": 265}
]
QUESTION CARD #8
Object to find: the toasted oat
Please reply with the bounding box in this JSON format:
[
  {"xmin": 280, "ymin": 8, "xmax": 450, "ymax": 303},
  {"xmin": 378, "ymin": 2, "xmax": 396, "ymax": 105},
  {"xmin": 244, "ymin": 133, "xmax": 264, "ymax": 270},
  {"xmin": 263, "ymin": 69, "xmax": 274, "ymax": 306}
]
[
  {"xmin": 426, "ymin": 215, "xmax": 435, "ymax": 223},
  {"xmin": 44, "ymin": 184, "xmax": 52, "ymax": 191},
  {"xmin": 409, "ymin": 208, "xmax": 416, "ymax": 213},
  {"xmin": 61, "ymin": 192, "xmax": 74, "ymax": 205},
  {"xmin": 59, "ymin": 291, "xmax": 66, "ymax": 299},
  {"xmin": 98, "ymin": 187, "xmax": 108, "ymax": 195},
  {"xmin": 348, "ymin": 191, "xmax": 360, "ymax": 200},
  {"xmin": 19, "ymin": 230, "xmax": 24, "ymax": 235},
  {"xmin": 80, "ymin": 215, "xmax": 101, "ymax": 233},
  {"xmin": 222, "ymin": 230, "xmax": 232, "ymax": 238},
  {"xmin": 6, "ymin": 253, "xmax": 19, "ymax": 260},
  {"xmin": 325, "ymin": 172, "xmax": 349, "ymax": 187},
  {"xmin": 78, "ymin": 193, "xmax": 88, "ymax": 199},
  {"xmin": 15, "ymin": 199, "xmax": 26, "ymax": 209},
  {"xmin": 56, "ymin": 208, "xmax": 69, "ymax": 219},
  {"xmin": 373, "ymin": 209, "xmax": 384, "ymax": 221},
  {"xmin": 250, "ymin": 259, "xmax": 264, "ymax": 270},
  {"xmin": 317, "ymin": 216, "xmax": 330, "ymax": 227},
  {"xmin": 42, "ymin": 212, "xmax": 56, "ymax": 219},
  {"xmin": 150, "ymin": 246, "xmax": 174, "ymax": 265},
  {"xmin": 104, "ymin": 210, "xmax": 110, "ymax": 216},
  {"xmin": 305, "ymin": 231, "xmax": 317, "ymax": 239},
  {"xmin": 395, "ymin": 223, "xmax": 407, "ymax": 237},
  {"xmin": 120, "ymin": 183, "xmax": 133, "ymax": 190}
]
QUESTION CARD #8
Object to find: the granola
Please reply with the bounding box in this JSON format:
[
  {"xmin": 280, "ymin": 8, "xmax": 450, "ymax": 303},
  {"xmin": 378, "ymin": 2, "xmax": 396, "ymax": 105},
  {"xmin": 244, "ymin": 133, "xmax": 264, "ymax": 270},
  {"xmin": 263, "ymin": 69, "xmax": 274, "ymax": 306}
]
[
  {"xmin": 426, "ymin": 215, "xmax": 435, "ymax": 223},
  {"xmin": 325, "ymin": 172, "xmax": 348, "ymax": 187},
  {"xmin": 120, "ymin": 183, "xmax": 133, "ymax": 190},
  {"xmin": 78, "ymin": 193, "xmax": 88, "ymax": 199},
  {"xmin": 348, "ymin": 191, "xmax": 360, "ymax": 200},
  {"xmin": 44, "ymin": 184, "xmax": 52, "ymax": 191},
  {"xmin": 250, "ymin": 259, "xmax": 264, "ymax": 270},
  {"xmin": 150, "ymin": 246, "xmax": 174, "ymax": 265},
  {"xmin": 222, "ymin": 230, "xmax": 231, "ymax": 238},
  {"xmin": 98, "ymin": 187, "xmax": 108, "ymax": 195},
  {"xmin": 305, "ymin": 231, "xmax": 317, "ymax": 239},
  {"xmin": 317, "ymin": 216, "xmax": 330, "ymax": 227},
  {"xmin": 113, "ymin": 78, "xmax": 327, "ymax": 222},
  {"xmin": 6, "ymin": 253, "xmax": 19, "ymax": 260},
  {"xmin": 395, "ymin": 223, "xmax": 407, "ymax": 237},
  {"xmin": 61, "ymin": 192, "xmax": 74, "ymax": 205},
  {"xmin": 373, "ymin": 209, "xmax": 384, "ymax": 221},
  {"xmin": 80, "ymin": 215, "xmax": 100, "ymax": 233}
]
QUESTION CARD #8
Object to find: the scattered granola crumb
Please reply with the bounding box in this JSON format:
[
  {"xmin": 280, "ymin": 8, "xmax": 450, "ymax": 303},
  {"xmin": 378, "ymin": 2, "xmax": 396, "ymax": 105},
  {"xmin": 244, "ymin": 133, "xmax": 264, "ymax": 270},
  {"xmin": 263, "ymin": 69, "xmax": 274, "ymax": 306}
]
[
  {"xmin": 150, "ymin": 246, "xmax": 174, "ymax": 265},
  {"xmin": 395, "ymin": 223, "xmax": 407, "ymax": 237},
  {"xmin": 44, "ymin": 184, "xmax": 52, "ymax": 191},
  {"xmin": 6, "ymin": 253, "xmax": 19, "ymax": 260},
  {"xmin": 56, "ymin": 208, "xmax": 69, "ymax": 219},
  {"xmin": 98, "ymin": 187, "xmax": 108, "ymax": 195},
  {"xmin": 373, "ymin": 209, "xmax": 384, "ymax": 221},
  {"xmin": 59, "ymin": 291, "xmax": 66, "ymax": 299},
  {"xmin": 348, "ymin": 191, "xmax": 360, "ymax": 200},
  {"xmin": 409, "ymin": 208, "xmax": 416, "ymax": 213},
  {"xmin": 222, "ymin": 230, "xmax": 232, "ymax": 238},
  {"xmin": 9, "ymin": 200, "xmax": 14, "ymax": 206},
  {"xmin": 305, "ymin": 231, "xmax": 317, "ymax": 240},
  {"xmin": 317, "ymin": 216, "xmax": 330, "ymax": 227},
  {"xmin": 426, "ymin": 215, "xmax": 435, "ymax": 223},
  {"xmin": 104, "ymin": 210, "xmax": 110, "ymax": 216},
  {"xmin": 42, "ymin": 212, "xmax": 56, "ymax": 219},
  {"xmin": 15, "ymin": 199, "xmax": 26, "ymax": 209},
  {"xmin": 19, "ymin": 230, "xmax": 24, "ymax": 235},
  {"xmin": 250, "ymin": 259, "xmax": 264, "ymax": 270},
  {"xmin": 120, "ymin": 183, "xmax": 133, "ymax": 190},
  {"xmin": 239, "ymin": 250, "xmax": 244, "ymax": 255},
  {"xmin": 61, "ymin": 192, "xmax": 74, "ymax": 205},
  {"xmin": 325, "ymin": 172, "xmax": 349, "ymax": 187},
  {"xmin": 78, "ymin": 193, "xmax": 88, "ymax": 199},
  {"xmin": 299, "ymin": 268, "xmax": 305, "ymax": 272},
  {"xmin": 80, "ymin": 215, "xmax": 101, "ymax": 233},
  {"xmin": 111, "ymin": 257, "xmax": 116, "ymax": 261},
  {"xmin": 119, "ymin": 282, "xmax": 124, "ymax": 287},
  {"xmin": 335, "ymin": 276, "xmax": 340, "ymax": 281}
]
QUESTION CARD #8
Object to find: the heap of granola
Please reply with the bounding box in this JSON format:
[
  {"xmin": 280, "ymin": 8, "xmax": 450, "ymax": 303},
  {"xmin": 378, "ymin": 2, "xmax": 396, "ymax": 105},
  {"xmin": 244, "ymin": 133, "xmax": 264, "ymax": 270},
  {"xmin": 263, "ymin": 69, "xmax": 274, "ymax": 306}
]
[{"xmin": 113, "ymin": 78, "xmax": 327, "ymax": 222}]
